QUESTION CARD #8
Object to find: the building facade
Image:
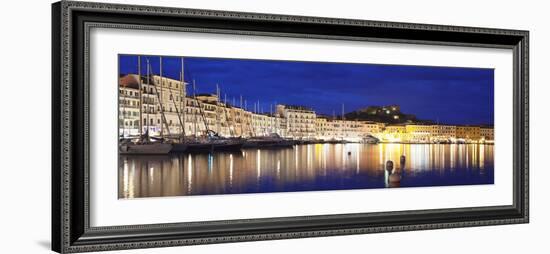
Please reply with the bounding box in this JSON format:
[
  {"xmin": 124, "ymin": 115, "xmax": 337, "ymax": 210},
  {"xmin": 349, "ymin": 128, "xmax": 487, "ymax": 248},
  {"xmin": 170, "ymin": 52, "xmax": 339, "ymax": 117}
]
[
  {"xmin": 119, "ymin": 74, "xmax": 494, "ymax": 143},
  {"xmin": 405, "ymin": 124, "xmax": 433, "ymax": 142},
  {"xmin": 456, "ymin": 126, "xmax": 481, "ymax": 141},
  {"xmin": 277, "ymin": 105, "xmax": 316, "ymax": 139},
  {"xmin": 480, "ymin": 127, "xmax": 494, "ymax": 141},
  {"xmin": 432, "ymin": 125, "xmax": 457, "ymax": 141},
  {"xmin": 118, "ymin": 75, "xmax": 141, "ymax": 136}
]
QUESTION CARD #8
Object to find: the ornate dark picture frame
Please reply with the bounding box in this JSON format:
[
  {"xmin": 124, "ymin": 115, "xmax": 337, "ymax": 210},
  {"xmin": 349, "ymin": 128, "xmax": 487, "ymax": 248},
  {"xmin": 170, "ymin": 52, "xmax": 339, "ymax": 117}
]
[{"xmin": 52, "ymin": 1, "xmax": 529, "ymax": 253}]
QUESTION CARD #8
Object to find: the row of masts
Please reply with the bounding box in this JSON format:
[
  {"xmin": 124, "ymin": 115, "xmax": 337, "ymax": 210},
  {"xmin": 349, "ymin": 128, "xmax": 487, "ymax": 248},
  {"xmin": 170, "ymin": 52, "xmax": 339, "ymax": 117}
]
[
  {"xmin": 127, "ymin": 56, "xmax": 283, "ymax": 140},
  {"xmin": 124, "ymin": 56, "xmax": 353, "ymax": 141}
]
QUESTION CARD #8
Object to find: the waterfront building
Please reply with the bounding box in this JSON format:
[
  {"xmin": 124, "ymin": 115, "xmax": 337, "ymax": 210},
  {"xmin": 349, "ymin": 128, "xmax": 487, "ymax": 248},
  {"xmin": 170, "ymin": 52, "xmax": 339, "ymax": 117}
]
[
  {"xmin": 120, "ymin": 74, "xmax": 206, "ymax": 138},
  {"xmin": 240, "ymin": 109, "xmax": 255, "ymax": 137},
  {"xmin": 251, "ymin": 113, "xmax": 271, "ymax": 137},
  {"xmin": 194, "ymin": 94, "xmax": 219, "ymax": 135},
  {"xmin": 360, "ymin": 121, "xmax": 384, "ymax": 135},
  {"xmin": 137, "ymin": 74, "xmax": 187, "ymax": 137},
  {"xmin": 456, "ymin": 126, "xmax": 481, "ymax": 141},
  {"xmin": 315, "ymin": 118, "xmax": 343, "ymax": 140},
  {"xmin": 190, "ymin": 94, "xmax": 271, "ymax": 138},
  {"xmin": 375, "ymin": 124, "xmax": 489, "ymax": 143},
  {"xmin": 336, "ymin": 120, "xmax": 365, "ymax": 141},
  {"xmin": 119, "ymin": 74, "xmax": 493, "ymax": 143},
  {"xmin": 315, "ymin": 117, "xmax": 330, "ymax": 138},
  {"xmin": 227, "ymin": 106, "xmax": 244, "ymax": 137},
  {"xmin": 480, "ymin": 127, "xmax": 494, "ymax": 141},
  {"xmin": 119, "ymin": 74, "xmax": 187, "ymax": 137},
  {"xmin": 183, "ymin": 96, "xmax": 204, "ymax": 137},
  {"xmin": 151, "ymin": 75, "xmax": 187, "ymax": 136},
  {"xmin": 431, "ymin": 125, "xmax": 457, "ymax": 142},
  {"xmin": 378, "ymin": 125, "xmax": 407, "ymax": 142},
  {"xmin": 118, "ymin": 75, "xmax": 141, "ymax": 136},
  {"xmin": 315, "ymin": 118, "xmax": 375, "ymax": 141},
  {"xmin": 405, "ymin": 124, "xmax": 433, "ymax": 142},
  {"xmin": 277, "ymin": 105, "xmax": 317, "ymax": 139}
]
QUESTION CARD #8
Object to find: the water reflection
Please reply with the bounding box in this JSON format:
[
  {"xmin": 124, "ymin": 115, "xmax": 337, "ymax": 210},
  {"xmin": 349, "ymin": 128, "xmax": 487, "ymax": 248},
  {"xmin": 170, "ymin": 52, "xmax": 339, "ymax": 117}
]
[{"xmin": 119, "ymin": 144, "xmax": 494, "ymax": 198}]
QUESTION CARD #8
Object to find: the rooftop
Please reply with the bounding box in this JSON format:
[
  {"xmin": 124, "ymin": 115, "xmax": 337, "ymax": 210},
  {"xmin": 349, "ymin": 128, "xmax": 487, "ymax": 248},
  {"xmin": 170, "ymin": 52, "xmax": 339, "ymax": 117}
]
[
  {"xmin": 280, "ymin": 104, "xmax": 314, "ymax": 112},
  {"xmin": 119, "ymin": 74, "xmax": 140, "ymax": 89}
]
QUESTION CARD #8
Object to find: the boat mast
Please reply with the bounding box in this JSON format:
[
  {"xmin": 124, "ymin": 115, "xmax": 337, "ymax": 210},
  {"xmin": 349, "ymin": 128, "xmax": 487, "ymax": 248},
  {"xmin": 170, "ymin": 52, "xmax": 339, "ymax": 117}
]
[
  {"xmin": 252, "ymin": 101, "xmax": 258, "ymax": 137},
  {"xmin": 258, "ymin": 100, "xmax": 262, "ymax": 135},
  {"xmin": 253, "ymin": 102, "xmax": 257, "ymax": 136},
  {"xmin": 270, "ymin": 104, "xmax": 273, "ymax": 134},
  {"xmin": 138, "ymin": 56, "xmax": 143, "ymax": 137},
  {"xmin": 148, "ymin": 58, "xmax": 171, "ymax": 137},
  {"xmin": 342, "ymin": 103, "xmax": 345, "ymax": 140},
  {"xmin": 273, "ymin": 102, "xmax": 278, "ymax": 135},
  {"xmin": 120, "ymin": 75, "xmax": 127, "ymax": 137},
  {"xmin": 221, "ymin": 91, "xmax": 235, "ymax": 137},
  {"xmin": 245, "ymin": 100, "xmax": 253, "ymax": 137},
  {"xmin": 145, "ymin": 59, "xmax": 150, "ymax": 135},
  {"xmin": 193, "ymin": 80, "xmax": 210, "ymax": 135},
  {"xmin": 240, "ymin": 95, "xmax": 244, "ymax": 136},
  {"xmin": 181, "ymin": 57, "xmax": 186, "ymax": 138},
  {"xmin": 216, "ymin": 84, "xmax": 221, "ymax": 134},
  {"xmin": 224, "ymin": 93, "xmax": 227, "ymax": 136},
  {"xmin": 193, "ymin": 80, "xmax": 197, "ymax": 138},
  {"xmin": 165, "ymin": 60, "xmax": 186, "ymax": 139},
  {"xmin": 160, "ymin": 57, "xmax": 163, "ymax": 137}
]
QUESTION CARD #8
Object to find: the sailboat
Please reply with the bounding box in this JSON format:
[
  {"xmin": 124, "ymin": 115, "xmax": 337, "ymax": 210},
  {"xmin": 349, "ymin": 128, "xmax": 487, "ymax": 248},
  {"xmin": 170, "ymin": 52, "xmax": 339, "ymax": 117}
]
[
  {"xmin": 243, "ymin": 133, "xmax": 296, "ymax": 148},
  {"xmin": 242, "ymin": 105, "xmax": 295, "ymax": 148},
  {"xmin": 119, "ymin": 56, "xmax": 172, "ymax": 155},
  {"xmin": 178, "ymin": 70, "xmax": 244, "ymax": 153},
  {"xmin": 119, "ymin": 130, "xmax": 172, "ymax": 154},
  {"xmin": 169, "ymin": 57, "xmax": 189, "ymax": 153},
  {"xmin": 360, "ymin": 134, "xmax": 380, "ymax": 144}
]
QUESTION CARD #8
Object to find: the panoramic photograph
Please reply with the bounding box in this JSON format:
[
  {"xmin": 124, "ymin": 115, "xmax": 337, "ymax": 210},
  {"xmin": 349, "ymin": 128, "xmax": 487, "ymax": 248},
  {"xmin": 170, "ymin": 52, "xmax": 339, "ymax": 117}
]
[{"xmin": 118, "ymin": 54, "xmax": 495, "ymax": 199}]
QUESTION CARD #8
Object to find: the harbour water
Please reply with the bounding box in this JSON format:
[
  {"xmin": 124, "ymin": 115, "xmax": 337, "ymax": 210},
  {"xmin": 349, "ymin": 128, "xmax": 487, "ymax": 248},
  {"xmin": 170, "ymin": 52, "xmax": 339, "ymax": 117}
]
[{"xmin": 119, "ymin": 143, "xmax": 494, "ymax": 198}]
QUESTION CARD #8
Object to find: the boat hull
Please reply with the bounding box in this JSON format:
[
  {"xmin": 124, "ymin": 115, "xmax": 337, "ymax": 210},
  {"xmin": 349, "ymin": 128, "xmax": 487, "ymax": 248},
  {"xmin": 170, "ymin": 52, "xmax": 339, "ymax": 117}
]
[
  {"xmin": 243, "ymin": 140, "xmax": 295, "ymax": 149},
  {"xmin": 119, "ymin": 143, "xmax": 172, "ymax": 155},
  {"xmin": 186, "ymin": 140, "xmax": 245, "ymax": 153},
  {"xmin": 214, "ymin": 142, "xmax": 245, "ymax": 151},
  {"xmin": 186, "ymin": 143, "xmax": 214, "ymax": 153},
  {"xmin": 170, "ymin": 143, "xmax": 188, "ymax": 153}
]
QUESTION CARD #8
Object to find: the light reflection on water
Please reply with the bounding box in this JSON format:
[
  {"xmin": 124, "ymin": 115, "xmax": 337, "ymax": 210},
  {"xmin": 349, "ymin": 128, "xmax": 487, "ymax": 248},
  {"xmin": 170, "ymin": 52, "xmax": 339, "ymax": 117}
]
[{"xmin": 119, "ymin": 143, "xmax": 494, "ymax": 199}]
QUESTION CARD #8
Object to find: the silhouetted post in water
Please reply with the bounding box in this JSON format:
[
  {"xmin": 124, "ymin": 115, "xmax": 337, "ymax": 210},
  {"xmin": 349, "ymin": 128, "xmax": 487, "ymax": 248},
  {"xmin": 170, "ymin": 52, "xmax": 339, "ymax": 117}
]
[
  {"xmin": 387, "ymin": 160, "xmax": 401, "ymax": 185},
  {"xmin": 385, "ymin": 160, "xmax": 394, "ymax": 175}
]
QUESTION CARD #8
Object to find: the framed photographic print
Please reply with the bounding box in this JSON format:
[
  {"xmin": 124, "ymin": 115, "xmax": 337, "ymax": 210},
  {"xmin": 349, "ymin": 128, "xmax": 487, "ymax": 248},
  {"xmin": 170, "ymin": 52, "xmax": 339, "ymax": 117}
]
[{"xmin": 52, "ymin": 1, "xmax": 529, "ymax": 253}]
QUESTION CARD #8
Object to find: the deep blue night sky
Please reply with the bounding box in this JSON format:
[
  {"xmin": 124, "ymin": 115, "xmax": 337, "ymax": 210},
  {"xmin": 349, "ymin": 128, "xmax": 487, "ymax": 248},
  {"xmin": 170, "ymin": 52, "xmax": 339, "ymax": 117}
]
[{"xmin": 119, "ymin": 55, "xmax": 494, "ymax": 125}]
